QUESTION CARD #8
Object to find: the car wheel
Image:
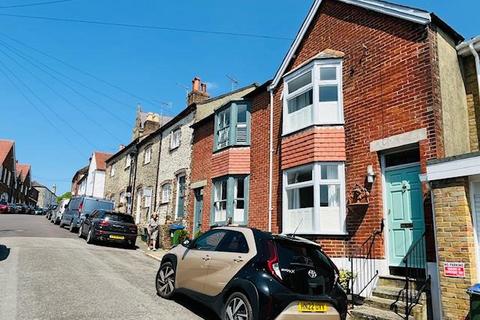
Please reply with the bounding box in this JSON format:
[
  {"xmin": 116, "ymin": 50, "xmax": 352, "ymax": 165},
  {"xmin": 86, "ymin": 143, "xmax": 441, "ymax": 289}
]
[
  {"xmin": 69, "ymin": 220, "xmax": 75, "ymax": 233},
  {"xmin": 156, "ymin": 262, "xmax": 176, "ymax": 299},
  {"xmin": 78, "ymin": 224, "xmax": 83, "ymax": 238},
  {"xmin": 59, "ymin": 220, "xmax": 64, "ymax": 228},
  {"xmin": 222, "ymin": 292, "xmax": 253, "ymax": 320},
  {"xmin": 86, "ymin": 228, "xmax": 95, "ymax": 244}
]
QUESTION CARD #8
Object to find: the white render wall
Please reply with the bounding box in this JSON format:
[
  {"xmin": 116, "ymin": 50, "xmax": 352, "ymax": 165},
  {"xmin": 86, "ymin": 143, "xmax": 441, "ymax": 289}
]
[
  {"xmin": 85, "ymin": 154, "xmax": 106, "ymax": 198},
  {"xmin": 156, "ymin": 111, "xmax": 195, "ymax": 225}
]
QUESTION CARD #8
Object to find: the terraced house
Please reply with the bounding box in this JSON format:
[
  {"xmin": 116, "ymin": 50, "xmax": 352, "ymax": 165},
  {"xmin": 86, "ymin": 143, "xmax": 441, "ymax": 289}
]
[
  {"xmin": 186, "ymin": 0, "xmax": 479, "ymax": 318},
  {"xmin": 0, "ymin": 140, "xmax": 16, "ymax": 202}
]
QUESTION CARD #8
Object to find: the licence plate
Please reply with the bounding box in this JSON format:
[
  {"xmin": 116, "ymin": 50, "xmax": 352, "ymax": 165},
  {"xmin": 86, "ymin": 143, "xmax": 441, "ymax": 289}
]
[
  {"xmin": 297, "ymin": 302, "xmax": 328, "ymax": 313},
  {"xmin": 109, "ymin": 235, "xmax": 124, "ymax": 240}
]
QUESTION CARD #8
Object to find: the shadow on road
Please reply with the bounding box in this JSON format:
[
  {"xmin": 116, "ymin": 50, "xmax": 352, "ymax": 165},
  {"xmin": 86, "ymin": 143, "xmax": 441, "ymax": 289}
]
[
  {"xmin": 173, "ymin": 293, "xmax": 219, "ymax": 320},
  {"xmin": 0, "ymin": 244, "xmax": 10, "ymax": 261}
]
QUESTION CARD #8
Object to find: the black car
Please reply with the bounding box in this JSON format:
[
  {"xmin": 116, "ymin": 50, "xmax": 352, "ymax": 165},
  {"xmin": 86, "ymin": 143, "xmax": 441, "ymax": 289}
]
[
  {"xmin": 156, "ymin": 226, "xmax": 347, "ymax": 320},
  {"xmin": 78, "ymin": 210, "xmax": 137, "ymax": 248}
]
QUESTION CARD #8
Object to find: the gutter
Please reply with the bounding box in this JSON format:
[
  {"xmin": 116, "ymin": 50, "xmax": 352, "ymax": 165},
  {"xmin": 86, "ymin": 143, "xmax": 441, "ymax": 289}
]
[
  {"xmin": 268, "ymin": 90, "xmax": 274, "ymax": 232},
  {"xmin": 468, "ymin": 43, "xmax": 480, "ymax": 101}
]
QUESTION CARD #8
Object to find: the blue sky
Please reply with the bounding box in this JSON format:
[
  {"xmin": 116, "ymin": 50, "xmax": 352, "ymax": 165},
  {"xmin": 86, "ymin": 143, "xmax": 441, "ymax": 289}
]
[{"xmin": 0, "ymin": 0, "xmax": 477, "ymax": 195}]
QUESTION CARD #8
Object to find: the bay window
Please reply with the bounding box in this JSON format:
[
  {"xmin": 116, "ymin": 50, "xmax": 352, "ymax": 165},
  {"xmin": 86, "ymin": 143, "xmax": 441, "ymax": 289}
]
[
  {"xmin": 283, "ymin": 60, "xmax": 343, "ymax": 134},
  {"xmin": 283, "ymin": 163, "xmax": 346, "ymax": 235},
  {"xmin": 214, "ymin": 102, "xmax": 250, "ymax": 150},
  {"xmin": 212, "ymin": 176, "xmax": 249, "ymax": 225}
]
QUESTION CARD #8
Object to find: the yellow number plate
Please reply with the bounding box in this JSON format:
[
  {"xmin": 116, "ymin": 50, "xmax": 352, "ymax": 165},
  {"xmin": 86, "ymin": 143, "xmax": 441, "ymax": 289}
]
[
  {"xmin": 297, "ymin": 302, "xmax": 328, "ymax": 313},
  {"xmin": 109, "ymin": 235, "xmax": 124, "ymax": 240}
]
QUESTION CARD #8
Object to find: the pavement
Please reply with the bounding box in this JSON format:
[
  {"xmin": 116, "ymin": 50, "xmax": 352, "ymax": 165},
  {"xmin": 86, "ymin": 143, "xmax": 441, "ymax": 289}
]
[{"xmin": 0, "ymin": 214, "xmax": 217, "ymax": 320}]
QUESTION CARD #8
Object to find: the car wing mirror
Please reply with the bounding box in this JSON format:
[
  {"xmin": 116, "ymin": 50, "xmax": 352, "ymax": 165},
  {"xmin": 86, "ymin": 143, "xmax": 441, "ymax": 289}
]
[{"xmin": 182, "ymin": 239, "xmax": 192, "ymax": 248}]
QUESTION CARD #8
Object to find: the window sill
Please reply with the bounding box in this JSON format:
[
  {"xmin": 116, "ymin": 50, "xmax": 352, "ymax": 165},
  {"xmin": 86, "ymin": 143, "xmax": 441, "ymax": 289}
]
[
  {"xmin": 282, "ymin": 123, "xmax": 345, "ymax": 138},
  {"xmin": 169, "ymin": 146, "xmax": 179, "ymax": 152},
  {"xmin": 213, "ymin": 144, "xmax": 250, "ymax": 154},
  {"xmin": 286, "ymin": 231, "xmax": 349, "ymax": 237},
  {"xmin": 159, "ymin": 201, "xmax": 169, "ymax": 206}
]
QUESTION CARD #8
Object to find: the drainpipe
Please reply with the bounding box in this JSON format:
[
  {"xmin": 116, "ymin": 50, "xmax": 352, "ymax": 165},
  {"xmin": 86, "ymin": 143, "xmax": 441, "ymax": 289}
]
[
  {"xmin": 268, "ymin": 90, "xmax": 274, "ymax": 232},
  {"xmin": 469, "ymin": 43, "xmax": 480, "ymax": 101}
]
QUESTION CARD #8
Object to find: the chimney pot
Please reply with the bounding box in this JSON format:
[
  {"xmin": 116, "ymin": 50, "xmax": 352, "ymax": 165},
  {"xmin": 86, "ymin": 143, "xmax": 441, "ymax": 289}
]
[
  {"xmin": 201, "ymin": 83, "xmax": 207, "ymax": 93},
  {"xmin": 192, "ymin": 77, "xmax": 201, "ymax": 92}
]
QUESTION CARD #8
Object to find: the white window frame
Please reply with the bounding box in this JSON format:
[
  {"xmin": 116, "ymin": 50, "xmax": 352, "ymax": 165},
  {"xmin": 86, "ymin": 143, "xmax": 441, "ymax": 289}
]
[
  {"xmin": 125, "ymin": 154, "xmax": 131, "ymax": 169},
  {"xmin": 170, "ymin": 128, "xmax": 182, "ymax": 150},
  {"xmin": 144, "ymin": 145, "xmax": 152, "ymax": 164},
  {"xmin": 161, "ymin": 183, "xmax": 171, "ymax": 204},
  {"xmin": 213, "ymin": 179, "xmax": 228, "ymax": 224},
  {"xmin": 143, "ymin": 187, "xmax": 152, "ymax": 209},
  {"xmin": 110, "ymin": 164, "xmax": 115, "ymax": 177},
  {"xmin": 283, "ymin": 59, "xmax": 344, "ymax": 135},
  {"xmin": 282, "ymin": 162, "xmax": 346, "ymax": 235}
]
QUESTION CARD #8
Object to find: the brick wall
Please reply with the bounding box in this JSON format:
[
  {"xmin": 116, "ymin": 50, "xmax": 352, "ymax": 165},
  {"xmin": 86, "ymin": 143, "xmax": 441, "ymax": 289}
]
[
  {"xmin": 187, "ymin": 119, "xmax": 214, "ymax": 234},
  {"xmin": 248, "ymin": 0, "xmax": 442, "ymax": 257},
  {"xmin": 281, "ymin": 126, "xmax": 346, "ymax": 170},
  {"xmin": 211, "ymin": 147, "xmax": 250, "ymax": 178},
  {"xmin": 432, "ymin": 178, "xmax": 477, "ymax": 320},
  {"xmin": 465, "ymin": 56, "xmax": 480, "ymax": 152}
]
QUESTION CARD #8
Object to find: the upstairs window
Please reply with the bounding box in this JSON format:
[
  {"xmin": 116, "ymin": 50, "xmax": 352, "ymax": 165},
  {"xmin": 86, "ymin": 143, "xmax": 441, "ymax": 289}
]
[
  {"xmin": 214, "ymin": 102, "xmax": 250, "ymax": 151},
  {"xmin": 283, "ymin": 60, "xmax": 343, "ymax": 134},
  {"xmin": 144, "ymin": 145, "xmax": 152, "ymax": 164},
  {"xmin": 170, "ymin": 128, "xmax": 181, "ymax": 150},
  {"xmin": 125, "ymin": 154, "xmax": 132, "ymax": 169},
  {"xmin": 110, "ymin": 164, "xmax": 115, "ymax": 177}
]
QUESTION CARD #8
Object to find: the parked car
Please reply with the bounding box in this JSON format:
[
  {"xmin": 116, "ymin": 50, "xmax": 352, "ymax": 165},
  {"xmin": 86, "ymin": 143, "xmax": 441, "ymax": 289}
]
[
  {"xmin": 78, "ymin": 210, "xmax": 137, "ymax": 248},
  {"xmin": 156, "ymin": 226, "xmax": 347, "ymax": 320},
  {"xmin": 27, "ymin": 205, "xmax": 35, "ymax": 214},
  {"xmin": 51, "ymin": 199, "xmax": 69, "ymax": 225},
  {"xmin": 0, "ymin": 200, "xmax": 9, "ymax": 214},
  {"xmin": 35, "ymin": 207, "xmax": 45, "ymax": 215},
  {"xmin": 45, "ymin": 205, "xmax": 58, "ymax": 219},
  {"xmin": 60, "ymin": 196, "xmax": 114, "ymax": 232}
]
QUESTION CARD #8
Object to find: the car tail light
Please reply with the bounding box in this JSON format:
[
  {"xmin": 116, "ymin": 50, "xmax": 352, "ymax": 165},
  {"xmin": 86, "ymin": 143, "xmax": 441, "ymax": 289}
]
[
  {"xmin": 99, "ymin": 220, "xmax": 110, "ymax": 227},
  {"xmin": 129, "ymin": 225, "xmax": 137, "ymax": 233},
  {"xmin": 266, "ymin": 241, "xmax": 282, "ymax": 280},
  {"xmin": 78, "ymin": 201, "xmax": 83, "ymax": 217}
]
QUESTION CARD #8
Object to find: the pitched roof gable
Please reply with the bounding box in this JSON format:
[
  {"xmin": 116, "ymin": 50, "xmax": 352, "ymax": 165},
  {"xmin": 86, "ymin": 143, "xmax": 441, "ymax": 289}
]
[
  {"xmin": 16, "ymin": 163, "xmax": 31, "ymax": 182},
  {"xmin": 269, "ymin": 0, "xmax": 433, "ymax": 90},
  {"xmin": 0, "ymin": 140, "xmax": 14, "ymax": 165},
  {"xmin": 93, "ymin": 152, "xmax": 113, "ymax": 171}
]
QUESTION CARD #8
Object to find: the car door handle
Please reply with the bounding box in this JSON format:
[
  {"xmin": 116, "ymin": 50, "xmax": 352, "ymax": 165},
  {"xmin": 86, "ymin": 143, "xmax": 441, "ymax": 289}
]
[
  {"xmin": 233, "ymin": 258, "xmax": 244, "ymax": 263},
  {"xmin": 202, "ymin": 256, "xmax": 210, "ymax": 261}
]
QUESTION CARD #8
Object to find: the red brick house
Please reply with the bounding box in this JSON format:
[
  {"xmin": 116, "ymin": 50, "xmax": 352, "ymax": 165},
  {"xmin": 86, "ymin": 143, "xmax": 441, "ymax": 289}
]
[
  {"xmin": 187, "ymin": 0, "xmax": 474, "ymax": 318},
  {"xmin": 0, "ymin": 140, "xmax": 16, "ymax": 203},
  {"xmin": 15, "ymin": 163, "xmax": 32, "ymax": 205}
]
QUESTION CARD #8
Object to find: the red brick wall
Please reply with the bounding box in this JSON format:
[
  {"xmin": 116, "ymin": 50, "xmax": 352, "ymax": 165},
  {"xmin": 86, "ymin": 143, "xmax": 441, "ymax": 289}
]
[
  {"xmin": 211, "ymin": 147, "xmax": 250, "ymax": 178},
  {"xmin": 281, "ymin": 127, "xmax": 346, "ymax": 170},
  {"xmin": 249, "ymin": 0, "xmax": 442, "ymax": 258},
  {"xmin": 187, "ymin": 120, "xmax": 214, "ymax": 234}
]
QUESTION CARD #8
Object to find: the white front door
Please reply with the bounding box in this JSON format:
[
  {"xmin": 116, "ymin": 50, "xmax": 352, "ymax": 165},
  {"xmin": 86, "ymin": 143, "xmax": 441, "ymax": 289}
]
[{"xmin": 135, "ymin": 189, "xmax": 143, "ymax": 224}]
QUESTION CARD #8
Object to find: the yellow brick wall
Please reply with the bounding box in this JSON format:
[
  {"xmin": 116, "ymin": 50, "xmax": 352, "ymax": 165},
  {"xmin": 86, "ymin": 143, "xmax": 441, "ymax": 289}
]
[
  {"xmin": 432, "ymin": 177, "xmax": 477, "ymax": 320},
  {"xmin": 464, "ymin": 56, "xmax": 480, "ymax": 152}
]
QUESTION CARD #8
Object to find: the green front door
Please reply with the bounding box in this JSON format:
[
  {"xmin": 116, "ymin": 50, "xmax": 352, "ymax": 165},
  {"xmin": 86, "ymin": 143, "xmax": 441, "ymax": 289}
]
[{"xmin": 386, "ymin": 165, "xmax": 425, "ymax": 267}]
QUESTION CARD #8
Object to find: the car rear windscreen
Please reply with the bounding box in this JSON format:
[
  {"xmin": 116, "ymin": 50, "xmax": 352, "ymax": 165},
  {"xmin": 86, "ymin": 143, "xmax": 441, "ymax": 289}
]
[
  {"xmin": 275, "ymin": 240, "xmax": 336, "ymax": 295},
  {"xmin": 104, "ymin": 213, "xmax": 134, "ymax": 224},
  {"xmin": 83, "ymin": 199, "xmax": 114, "ymax": 212}
]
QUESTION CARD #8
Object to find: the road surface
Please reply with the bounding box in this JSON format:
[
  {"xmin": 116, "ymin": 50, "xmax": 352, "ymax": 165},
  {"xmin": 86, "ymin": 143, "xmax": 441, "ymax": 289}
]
[{"xmin": 0, "ymin": 214, "xmax": 216, "ymax": 320}]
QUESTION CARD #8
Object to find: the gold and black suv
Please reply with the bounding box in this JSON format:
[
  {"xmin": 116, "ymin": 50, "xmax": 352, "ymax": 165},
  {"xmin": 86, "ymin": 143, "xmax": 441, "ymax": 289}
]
[{"xmin": 155, "ymin": 226, "xmax": 347, "ymax": 320}]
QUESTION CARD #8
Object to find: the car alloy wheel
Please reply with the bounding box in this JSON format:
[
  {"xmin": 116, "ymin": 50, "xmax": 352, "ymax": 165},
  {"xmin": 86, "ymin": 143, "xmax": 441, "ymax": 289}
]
[
  {"xmin": 69, "ymin": 221, "xmax": 75, "ymax": 232},
  {"xmin": 86, "ymin": 228, "xmax": 94, "ymax": 244},
  {"xmin": 223, "ymin": 292, "xmax": 253, "ymax": 320},
  {"xmin": 78, "ymin": 224, "xmax": 83, "ymax": 238},
  {"xmin": 156, "ymin": 262, "xmax": 175, "ymax": 299}
]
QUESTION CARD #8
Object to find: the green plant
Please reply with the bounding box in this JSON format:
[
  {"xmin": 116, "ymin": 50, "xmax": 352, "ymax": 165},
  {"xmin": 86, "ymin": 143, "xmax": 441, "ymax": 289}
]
[
  {"xmin": 194, "ymin": 230, "xmax": 203, "ymax": 239},
  {"xmin": 338, "ymin": 269, "xmax": 354, "ymax": 292},
  {"xmin": 173, "ymin": 229, "xmax": 189, "ymax": 245}
]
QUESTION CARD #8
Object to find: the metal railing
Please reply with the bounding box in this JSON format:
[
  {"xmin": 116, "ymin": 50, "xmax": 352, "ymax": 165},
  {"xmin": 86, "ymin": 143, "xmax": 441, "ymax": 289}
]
[
  {"xmin": 403, "ymin": 232, "xmax": 430, "ymax": 318},
  {"xmin": 349, "ymin": 221, "xmax": 384, "ymax": 306}
]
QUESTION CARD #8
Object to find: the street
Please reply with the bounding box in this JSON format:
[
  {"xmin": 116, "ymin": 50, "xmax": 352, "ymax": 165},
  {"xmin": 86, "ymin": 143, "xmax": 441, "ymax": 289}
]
[{"xmin": 0, "ymin": 214, "xmax": 215, "ymax": 320}]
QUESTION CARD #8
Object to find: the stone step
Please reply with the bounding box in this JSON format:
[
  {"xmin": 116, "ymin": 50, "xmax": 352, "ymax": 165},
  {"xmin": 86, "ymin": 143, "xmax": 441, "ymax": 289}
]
[
  {"xmin": 372, "ymin": 286, "xmax": 410, "ymax": 303},
  {"xmin": 349, "ymin": 306, "xmax": 413, "ymax": 320},
  {"xmin": 363, "ymin": 295, "xmax": 406, "ymax": 312},
  {"xmin": 377, "ymin": 275, "xmax": 407, "ymax": 289}
]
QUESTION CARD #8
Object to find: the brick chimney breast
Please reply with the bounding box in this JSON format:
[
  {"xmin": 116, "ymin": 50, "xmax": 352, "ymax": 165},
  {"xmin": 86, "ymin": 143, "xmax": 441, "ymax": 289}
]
[{"xmin": 187, "ymin": 76, "xmax": 209, "ymax": 105}]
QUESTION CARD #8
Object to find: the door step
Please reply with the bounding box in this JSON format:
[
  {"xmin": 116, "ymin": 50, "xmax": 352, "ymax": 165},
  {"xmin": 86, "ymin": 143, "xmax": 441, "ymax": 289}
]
[{"xmin": 349, "ymin": 306, "xmax": 414, "ymax": 320}]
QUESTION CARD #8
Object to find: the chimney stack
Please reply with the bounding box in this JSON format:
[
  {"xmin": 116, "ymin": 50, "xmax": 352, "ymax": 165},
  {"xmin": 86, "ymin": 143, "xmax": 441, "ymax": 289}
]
[{"xmin": 187, "ymin": 76, "xmax": 209, "ymax": 105}]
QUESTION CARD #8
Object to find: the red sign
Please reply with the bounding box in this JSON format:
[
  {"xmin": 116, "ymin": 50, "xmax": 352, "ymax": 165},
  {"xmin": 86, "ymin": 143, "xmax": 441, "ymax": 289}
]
[{"xmin": 444, "ymin": 262, "xmax": 465, "ymax": 278}]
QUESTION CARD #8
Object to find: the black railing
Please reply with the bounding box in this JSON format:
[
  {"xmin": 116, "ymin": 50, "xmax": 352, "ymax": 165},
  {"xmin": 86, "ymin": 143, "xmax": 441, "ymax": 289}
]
[
  {"xmin": 403, "ymin": 232, "xmax": 430, "ymax": 318},
  {"xmin": 349, "ymin": 221, "xmax": 384, "ymax": 306}
]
